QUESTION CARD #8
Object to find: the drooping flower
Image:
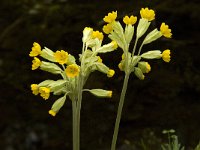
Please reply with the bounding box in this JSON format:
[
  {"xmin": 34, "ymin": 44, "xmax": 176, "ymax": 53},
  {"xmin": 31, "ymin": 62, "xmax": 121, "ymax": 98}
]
[
  {"xmin": 107, "ymin": 69, "xmax": 115, "ymax": 77},
  {"xmin": 54, "ymin": 50, "xmax": 68, "ymax": 64},
  {"xmin": 65, "ymin": 64, "xmax": 80, "ymax": 78},
  {"xmin": 123, "ymin": 15, "xmax": 137, "ymax": 25},
  {"xmin": 39, "ymin": 87, "xmax": 51, "ymax": 100},
  {"xmin": 82, "ymin": 27, "xmax": 93, "ymax": 43},
  {"xmin": 92, "ymin": 31, "xmax": 104, "ymax": 41},
  {"xmin": 97, "ymin": 56, "xmax": 103, "ymax": 63},
  {"xmin": 111, "ymin": 41, "xmax": 118, "ymax": 49},
  {"xmin": 140, "ymin": 8, "xmax": 155, "ymax": 21},
  {"xmin": 118, "ymin": 63, "xmax": 123, "ymax": 71},
  {"xmin": 29, "ymin": 42, "xmax": 41, "ymax": 57},
  {"xmin": 108, "ymin": 91, "xmax": 112, "ymax": 98},
  {"xmin": 138, "ymin": 62, "xmax": 151, "ymax": 73},
  {"xmin": 49, "ymin": 110, "xmax": 56, "ymax": 117},
  {"xmin": 162, "ymin": 49, "xmax": 171, "ymax": 62},
  {"xmin": 103, "ymin": 24, "xmax": 113, "ymax": 34},
  {"xmin": 103, "ymin": 11, "xmax": 117, "ymax": 23},
  {"xmin": 32, "ymin": 57, "xmax": 41, "ymax": 70},
  {"xmin": 160, "ymin": 23, "xmax": 172, "ymax": 38},
  {"xmin": 146, "ymin": 62, "xmax": 151, "ymax": 73},
  {"xmin": 31, "ymin": 84, "xmax": 39, "ymax": 95}
]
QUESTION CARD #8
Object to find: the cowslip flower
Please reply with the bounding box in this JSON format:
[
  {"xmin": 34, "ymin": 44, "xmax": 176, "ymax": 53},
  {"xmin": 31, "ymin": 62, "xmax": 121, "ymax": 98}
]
[
  {"xmin": 54, "ymin": 50, "xmax": 68, "ymax": 64},
  {"xmin": 31, "ymin": 84, "xmax": 39, "ymax": 95},
  {"xmin": 29, "ymin": 42, "xmax": 41, "ymax": 57},
  {"xmin": 162, "ymin": 49, "xmax": 171, "ymax": 62},
  {"xmin": 97, "ymin": 56, "xmax": 103, "ymax": 63},
  {"xmin": 103, "ymin": 23, "xmax": 113, "ymax": 34},
  {"xmin": 111, "ymin": 41, "xmax": 118, "ymax": 49},
  {"xmin": 92, "ymin": 31, "xmax": 104, "ymax": 41},
  {"xmin": 123, "ymin": 15, "xmax": 137, "ymax": 25},
  {"xmin": 65, "ymin": 64, "xmax": 80, "ymax": 78},
  {"xmin": 49, "ymin": 110, "xmax": 56, "ymax": 117},
  {"xmin": 39, "ymin": 87, "xmax": 51, "ymax": 100},
  {"xmin": 108, "ymin": 91, "xmax": 112, "ymax": 98},
  {"xmin": 32, "ymin": 57, "xmax": 41, "ymax": 70},
  {"xmin": 103, "ymin": 11, "xmax": 117, "ymax": 23},
  {"xmin": 146, "ymin": 62, "xmax": 151, "ymax": 73},
  {"xmin": 107, "ymin": 69, "xmax": 115, "ymax": 77},
  {"xmin": 138, "ymin": 62, "xmax": 151, "ymax": 73},
  {"xmin": 160, "ymin": 23, "xmax": 172, "ymax": 38},
  {"xmin": 82, "ymin": 27, "xmax": 93, "ymax": 43},
  {"xmin": 140, "ymin": 8, "xmax": 155, "ymax": 21}
]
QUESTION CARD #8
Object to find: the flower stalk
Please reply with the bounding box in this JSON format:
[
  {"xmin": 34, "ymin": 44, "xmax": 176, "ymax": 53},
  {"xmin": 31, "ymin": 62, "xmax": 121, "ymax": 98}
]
[{"xmin": 103, "ymin": 7, "xmax": 172, "ymax": 150}]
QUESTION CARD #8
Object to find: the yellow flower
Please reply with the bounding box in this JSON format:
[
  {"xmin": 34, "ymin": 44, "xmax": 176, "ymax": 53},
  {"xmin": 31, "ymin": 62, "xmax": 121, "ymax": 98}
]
[
  {"xmin": 32, "ymin": 57, "xmax": 41, "ymax": 70},
  {"xmin": 97, "ymin": 56, "xmax": 103, "ymax": 63},
  {"xmin": 140, "ymin": 8, "xmax": 155, "ymax": 21},
  {"xmin": 54, "ymin": 50, "xmax": 68, "ymax": 64},
  {"xmin": 29, "ymin": 42, "xmax": 41, "ymax": 57},
  {"xmin": 39, "ymin": 87, "xmax": 51, "ymax": 100},
  {"xmin": 92, "ymin": 31, "xmax": 104, "ymax": 41},
  {"xmin": 65, "ymin": 64, "xmax": 80, "ymax": 78},
  {"xmin": 49, "ymin": 110, "xmax": 56, "ymax": 117},
  {"xmin": 122, "ymin": 53, "xmax": 125, "ymax": 60},
  {"xmin": 123, "ymin": 15, "xmax": 137, "ymax": 25},
  {"xmin": 103, "ymin": 11, "xmax": 117, "ymax": 23},
  {"xmin": 146, "ymin": 62, "xmax": 151, "ymax": 73},
  {"xmin": 103, "ymin": 23, "xmax": 113, "ymax": 34},
  {"xmin": 31, "ymin": 84, "xmax": 39, "ymax": 95},
  {"xmin": 107, "ymin": 69, "xmax": 115, "ymax": 77},
  {"xmin": 108, "ymin": 91, "xmax": 112, "ymax": 98},
  {"xmin": 162, "ymin": 49, "xmax": 171, "ymax": 62},
  {"xmin": 111, "ymin": 41, "xmax": 118, "ymax": 49},
  {"xmin": 118, "ymin": 63, "xmax": 123, "ymax": 71},
  {"xmin": 160, "ymin": 23, "xmax": 172, "ymax": 38}
]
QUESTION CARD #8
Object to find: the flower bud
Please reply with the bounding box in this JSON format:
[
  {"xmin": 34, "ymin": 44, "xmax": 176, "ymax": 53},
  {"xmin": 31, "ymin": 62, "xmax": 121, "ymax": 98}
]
[
  {"xmin": 134, "ymin": 67, "xmax": 145, "ymax": 80},
  {"xmin": 141, "ymin": 50, "xmax": 162, "ymax": 59},
  {"xmin": 87, "ymin": 89, "xmax": 112, "ymax": 98},
  {"xmin": 143, "ymin": 29, "xmax": 162, "ymax": 45},
  {"xmin": 136, "ymin": 18, "xmax": 151, "ymax": 39}
]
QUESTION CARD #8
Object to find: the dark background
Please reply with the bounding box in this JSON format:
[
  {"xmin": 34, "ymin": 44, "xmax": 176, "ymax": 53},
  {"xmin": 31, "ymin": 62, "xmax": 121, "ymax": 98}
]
[{"xmin": 0, "ymin": 0, "xmax": 200, "ymax": 149}]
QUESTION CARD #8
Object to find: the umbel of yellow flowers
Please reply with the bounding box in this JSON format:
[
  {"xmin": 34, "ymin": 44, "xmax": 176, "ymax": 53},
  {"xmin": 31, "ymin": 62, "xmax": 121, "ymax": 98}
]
[
  {"xmin": 103, "ymin": 7, "xmax": 172, "ymax": 80},
  {"xmin": 29, "ymin": 24, "xmax": 118, "ymax": 116}
]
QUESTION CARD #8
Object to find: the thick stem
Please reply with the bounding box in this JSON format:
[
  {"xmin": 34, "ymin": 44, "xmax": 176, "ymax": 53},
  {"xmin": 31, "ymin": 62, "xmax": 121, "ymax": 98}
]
[
  {"xmin": 111, "ymin": 73, "xmax": 130, "ymax": 150},
  {"xmin": 72, "ymin": 100, "xmax": 78, "ymax": 150},
  {"xmin": 75, "ymin": 73, "xmax": 84, "ymax": 150}
]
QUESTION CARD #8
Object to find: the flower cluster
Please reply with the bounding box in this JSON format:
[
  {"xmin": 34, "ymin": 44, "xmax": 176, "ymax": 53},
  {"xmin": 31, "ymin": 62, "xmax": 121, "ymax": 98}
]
[
  {"xmin": 29, "ymin": 25, "xmax": 118, "ymax": 116},
  {"xmin": 103, "ymin": 7, "xmax": 172, "ymax": 80}
]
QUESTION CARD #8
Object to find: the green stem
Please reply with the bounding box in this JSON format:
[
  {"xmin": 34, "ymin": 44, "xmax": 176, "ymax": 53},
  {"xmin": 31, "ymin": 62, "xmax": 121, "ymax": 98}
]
[
  {"xmin": 111, "ymin": 73, "xmax": 130, "ymax": 150},
  {"xmin": 72, "ymin": 100, "xmax": 78, "ymax": 150},
  {"xmin": 132, "ymin": 38, "xmax": 138, "ymax": 56},
  {"xmin": 76, "ymin": 74, "xmax": 84, "ymax": 150},
  {"xmin": 137, "ymin": 42, "xmax": 144, "ymax": 56}
]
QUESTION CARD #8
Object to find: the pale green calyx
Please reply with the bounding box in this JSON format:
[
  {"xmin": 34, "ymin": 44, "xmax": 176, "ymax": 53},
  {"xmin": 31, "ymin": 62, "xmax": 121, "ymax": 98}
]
[
  {"xmin": 40, "ymin": 61, "xmax": 62, "ymax": 74},
  {"xmin": 85, "ymin": 89, "xmax": 112, "ymax": 98},
  {"xmin": 125, "ymin": 24, "xmax": 134, "ymax": 44},
  {"xmin": 136, "ymin": 18, "xmax": 151, "ymax": 39},
  {"xmin": 82, "ymin": 27, "xmax": 93, "ymax": 43},
  {"xmin": 134, "ymin": 67, "xmax": 145, "ymax": 80},
  {"xmin": 141, "ymin": 50, "xmax": 162, "ymax": 59},
  {"xmin": 143, "ymin": 29, "xmax": 162, "ymax": 45},
  {"xmin": 51, "ymin": 95, "xmax": 67, "ymax": 113},
  {"xmin": 40, "ymin": 47, "xmax": 56, "ymax": 62}
]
